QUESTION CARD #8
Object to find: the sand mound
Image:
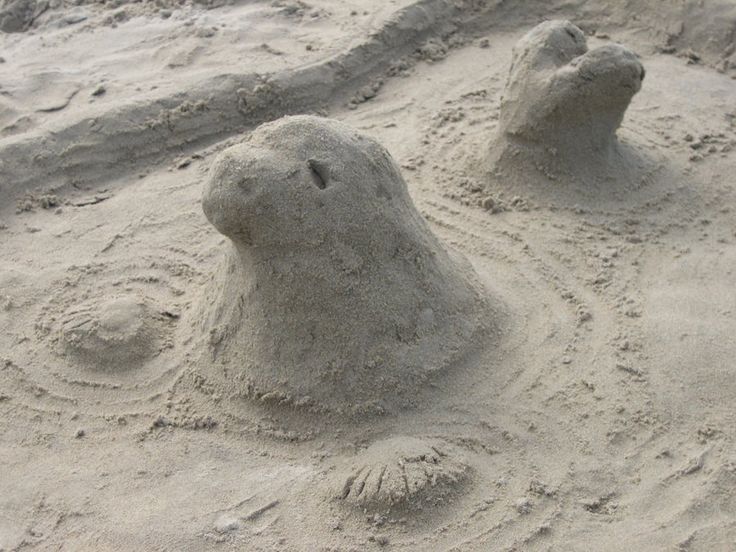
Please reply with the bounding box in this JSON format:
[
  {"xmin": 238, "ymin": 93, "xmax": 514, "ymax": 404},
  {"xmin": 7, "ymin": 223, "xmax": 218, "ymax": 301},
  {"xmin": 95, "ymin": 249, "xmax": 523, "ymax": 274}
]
[
  {"xmin": 196, "ymin": 115, "xmax": 492, "ymax": 414},
  {"xmin": 491, "ymin": 20, "xmax": 647, "ymax": 187},
  {"xmin": 333, "ymin": 437, "xmax": 468, "ymax": 513},
  {"xmin": 57, "ymin": 296, "xmax": 164, "ymax": 370}
]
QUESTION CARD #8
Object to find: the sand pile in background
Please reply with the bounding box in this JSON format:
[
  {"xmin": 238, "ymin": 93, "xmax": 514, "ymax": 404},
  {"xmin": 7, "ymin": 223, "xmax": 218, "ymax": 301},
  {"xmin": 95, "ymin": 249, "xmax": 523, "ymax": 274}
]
[{"xmin": 1, "ymin": 1, "xmax": 736, "ymax": 550}]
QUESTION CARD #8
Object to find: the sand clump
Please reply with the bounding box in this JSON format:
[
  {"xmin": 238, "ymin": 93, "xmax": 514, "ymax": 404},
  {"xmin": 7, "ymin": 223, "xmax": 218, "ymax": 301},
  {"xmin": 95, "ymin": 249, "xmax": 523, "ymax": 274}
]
[
  {"xmin": 197, "ymin": 115, "xmax": 492, "ymax": 414},
  {"xmin": 0, "ymin": 0, "xmax": 230, "ymax": 32},
  {"xmin": 491, "ymin": 20, "xmax": 646, "ymax": 185}
]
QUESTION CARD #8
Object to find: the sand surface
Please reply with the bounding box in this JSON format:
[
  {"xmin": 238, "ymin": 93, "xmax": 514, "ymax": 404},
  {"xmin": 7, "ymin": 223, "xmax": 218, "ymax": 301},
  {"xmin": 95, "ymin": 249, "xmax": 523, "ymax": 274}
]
[{"xmin": 2, "ymin": 1, "xmax": 736, "ymax": 550}]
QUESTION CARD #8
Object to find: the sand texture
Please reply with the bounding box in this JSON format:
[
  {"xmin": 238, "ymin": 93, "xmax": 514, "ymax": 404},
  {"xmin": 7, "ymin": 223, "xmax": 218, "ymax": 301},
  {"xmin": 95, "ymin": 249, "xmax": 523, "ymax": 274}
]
[{"xmin": 2, "ymin": 1, "xmax": 736, "ymax": 551}]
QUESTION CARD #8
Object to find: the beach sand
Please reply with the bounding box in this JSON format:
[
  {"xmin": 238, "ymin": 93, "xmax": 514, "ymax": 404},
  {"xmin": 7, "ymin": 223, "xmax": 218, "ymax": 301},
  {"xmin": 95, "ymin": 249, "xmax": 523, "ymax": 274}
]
[{"xmin": 1, "ymin": 1, "xmax": 736, "ymax": 550}]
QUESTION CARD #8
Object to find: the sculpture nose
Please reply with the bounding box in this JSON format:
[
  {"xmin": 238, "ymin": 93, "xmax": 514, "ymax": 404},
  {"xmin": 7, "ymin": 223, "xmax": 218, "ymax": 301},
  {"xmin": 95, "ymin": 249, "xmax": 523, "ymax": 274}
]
[{"xmin": 201, "ymin": 153, "xmax": 258, "ymax": 243}]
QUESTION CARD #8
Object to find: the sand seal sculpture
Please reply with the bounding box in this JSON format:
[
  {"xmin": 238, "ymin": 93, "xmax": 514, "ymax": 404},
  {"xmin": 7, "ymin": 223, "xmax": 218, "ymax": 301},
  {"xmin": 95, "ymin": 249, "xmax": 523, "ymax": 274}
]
[
  {"xmin": 491, "ymin": 20, "xmax": 645, "ymax": 181},
  {"xmin": 333, "ymin": 437, "xmax": 469, "ymax": 513},
  {"xmin": 199, "ymin": 115, "xmax": 491, "ymax": 414}
]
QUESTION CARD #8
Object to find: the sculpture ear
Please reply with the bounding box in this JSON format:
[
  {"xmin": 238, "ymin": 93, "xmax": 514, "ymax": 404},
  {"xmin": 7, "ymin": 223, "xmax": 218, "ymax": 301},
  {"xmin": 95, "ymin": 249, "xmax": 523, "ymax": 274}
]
[{"xmin": 307, "ymin": 158, "xmax": 330, "ymax": 190}]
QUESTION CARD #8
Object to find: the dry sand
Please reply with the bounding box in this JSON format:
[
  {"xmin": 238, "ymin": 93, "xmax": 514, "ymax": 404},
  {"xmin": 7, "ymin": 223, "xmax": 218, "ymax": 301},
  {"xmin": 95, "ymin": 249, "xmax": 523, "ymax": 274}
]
[{"xmin": 2, "ymin": 1, "xmax": 736, "ymax": 550}]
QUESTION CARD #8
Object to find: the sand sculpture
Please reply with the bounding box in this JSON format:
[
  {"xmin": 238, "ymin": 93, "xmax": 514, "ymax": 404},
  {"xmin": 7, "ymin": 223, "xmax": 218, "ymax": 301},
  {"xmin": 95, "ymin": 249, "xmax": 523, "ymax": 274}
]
[
  {"xmin": 492, "ymin": 20, "xmax": 645, "ymax": 178},
  {"xmin": 333, "ymin": 436, "xmax": 469, "ymax": 513},
  {"xmin": 57, "ymin": 296, "xmax": 166, "ymax": 370},
  {"xmin": 199, "ymin": 115, "xmax": 490, "ymax": 414}
]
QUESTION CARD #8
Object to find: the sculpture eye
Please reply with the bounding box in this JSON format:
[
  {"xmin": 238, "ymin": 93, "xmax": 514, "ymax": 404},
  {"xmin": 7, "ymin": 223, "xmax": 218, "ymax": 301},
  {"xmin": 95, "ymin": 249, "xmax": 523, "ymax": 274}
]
[{"xmin": 307, "ymin": 159, "xmax": 328, "ymax": 190}]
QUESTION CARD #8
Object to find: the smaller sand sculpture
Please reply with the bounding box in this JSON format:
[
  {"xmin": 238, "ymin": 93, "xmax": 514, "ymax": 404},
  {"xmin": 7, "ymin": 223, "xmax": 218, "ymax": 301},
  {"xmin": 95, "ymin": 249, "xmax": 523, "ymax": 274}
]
[
  {"xmin": 198, "ymin": 115, "xmax": 491, "ymax": 414},
  {"xmin": 58, "ymin": 296, "xmax": 165, "ymax": 369},
  {"xmin": 492, "ymin": 20, "xmax": 645, "ymax": 179},
  {"xmin": 333, "ymin": 437, "xmax": 468, "ymax": 513}
]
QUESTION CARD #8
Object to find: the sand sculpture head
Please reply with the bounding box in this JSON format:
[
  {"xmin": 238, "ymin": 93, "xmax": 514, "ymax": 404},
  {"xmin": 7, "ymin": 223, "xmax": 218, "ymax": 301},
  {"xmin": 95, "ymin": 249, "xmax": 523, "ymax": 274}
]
[
  {"xmin": 199, "ymin": 115, "xmax": 490, "ymax": 414},
  {"xmin": 204, "ymin": 116, "xmax": 419, "ymax": 252},
  {"xmin": 492, "ymin": 20, "xmax": 645, "ymax": 176}
]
